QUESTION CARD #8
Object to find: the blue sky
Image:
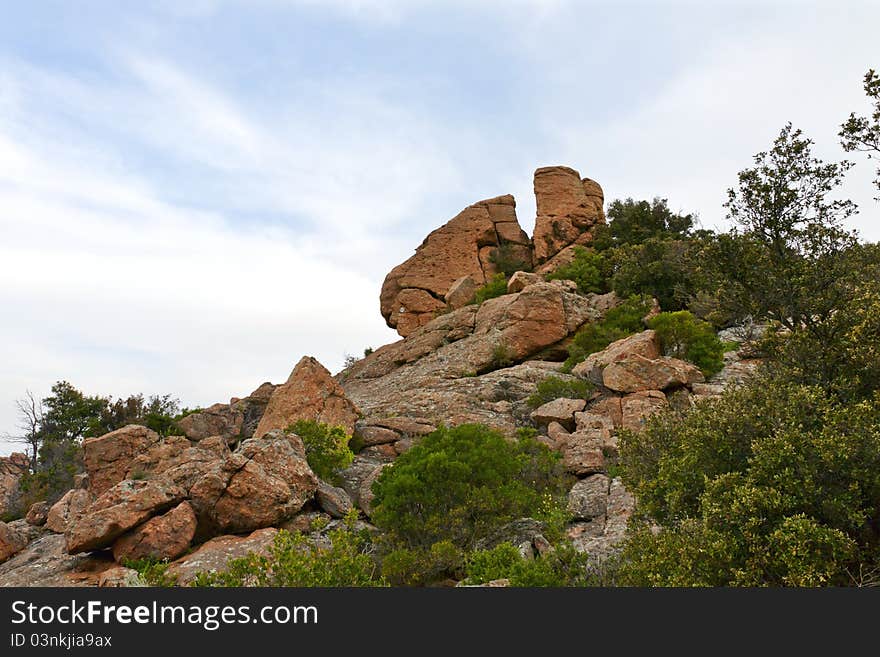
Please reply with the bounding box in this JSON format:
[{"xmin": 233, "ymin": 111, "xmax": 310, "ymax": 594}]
[{"xmin": 1, "ymin": 1, "xmax": 878, "ymax": 453}]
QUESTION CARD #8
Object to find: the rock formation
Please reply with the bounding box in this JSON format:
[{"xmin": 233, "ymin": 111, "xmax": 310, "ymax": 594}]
[{"xmin": 0, "ymin": 452, "xmax": 29, "ymax": 518}]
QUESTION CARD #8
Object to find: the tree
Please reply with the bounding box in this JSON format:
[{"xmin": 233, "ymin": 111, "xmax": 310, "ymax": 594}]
[
  {"xmin": 39, "ymin": 381, "xmax": 107, "ymax": 444},
  {"xmin": 840, "ymin": 69, "xmax": 880, "ymax": 197},
  {"xmin": 9, "ymin": 391, "xmax": 43, "ymax": 471},
  {"xmin": 593, "ymin": 197, "xmax": 696, "ymax": 250}
]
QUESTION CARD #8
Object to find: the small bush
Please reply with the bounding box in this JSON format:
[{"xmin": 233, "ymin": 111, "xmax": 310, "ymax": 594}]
[
  {"xmin": 490, "ymin": 342, "xmax": 515, "ymax": 370},
  {"xmin": 474, "ymin": 273, "xmax": 509, "ymax": 305},
  {"xmin": 381, "ymin": 540, "xmax": 465, "ymax": 586},
  {"xmin": 370, "ymin": 424, "xmax": 570, "ymax": 553},
  {"xmin": 289, "ymin": 419, "xmax": 354, "ymax": 484},
  {"xmin": 490, "ymin": 243, "xmax": 531, "ymax": 277},
  {"xmin": 563, "ymin": 296, "xmax": 652, "ymax": 370},
  {"xmin": 463, "ymin": 542, "xmax": 595, "ymax": 587},
  {"xmin": 526, "ymin": 376, "xmax": 594, "ymax": 409},
  {"xmin": 193, "ymin": 512, "xmax": 386, "ymax": 587},
  {"xmin": 546, "ymin": 246, "xmax": 610, "ymax": 294},
  {"xmin": 646, "ymin": 310, "xmax": 725, "ymax": 376},
  {"xmin": 121, "ymin": 557, "xmax": 175, "ymax": 586}
]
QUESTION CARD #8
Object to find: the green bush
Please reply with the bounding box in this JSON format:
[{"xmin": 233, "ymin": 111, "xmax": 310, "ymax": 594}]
[
  {"xmin": 646, "ymin": 310, "xmax": 725, "ymax": 376},
  {"xmin": 489, "ymin": 243, "xmax": 531, "ymax": 277},
  {"xmin": 463, "ymin": 542, "xmax": 596, "ymax": 587},
  {"xmin": 526, "ymin": 376, "xmax": 594, "ymax": 409},
  {"xmin": 545, "ymin": 246, "xmax": 610, "ymax": 294},
  {"xmin": 563, "ymin": 296, "xmax": 652, "ymax": 371},
  {"xmin": 193, "ymin": 512, "xmax": 386, "ymax": 587},
  {"xmin": 289, "ymin": 419, "xmax": 354, "ymax": 484},
  {"xmin": 611, "ymin": 238, "xmax": 707, "ymax": 311},
  {"xmin": 380, "ymin": 540, "xmax": 465, "ymax": 586},
  {"xmin": 616, "ymin": 377, "xmax": 880, "ymax": 586},
  {"xmin": 474, "ymin": 273, "xmax": 509, "ymax": 305},
  {"xmin": 370, "ymin": 424, "xmax": 570, "ymax": 553},
  {"xmin": 121, "ymin": 557, "xmax": 175, "ymax": 586}
]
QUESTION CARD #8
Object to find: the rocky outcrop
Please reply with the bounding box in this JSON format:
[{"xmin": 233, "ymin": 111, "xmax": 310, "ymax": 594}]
[
  {"xmin": 381, "ymin": 194, "xmax": 532, "ymax": 336},
  {"xmin": 46, "ymin": 489, "xmax": 92, "ymax": 534},
  {"xmin": 25, "ymin": 501, "xmax": 50, "ymax": 526},
  {"xmin": 254, "ymin": 356, "xmax": 360, "ymax": 438},
  {"xmin": 0, "ymin": 452, "xmax": 30, "ymax": 518},
  {"xmin": 177, "ymin": 404, "xmax": 243, "ymax": 443},
  {"xmin": 532, "ymin": 166, "xmax": 604, "ymax": 266},
  {"xmin": 82, "ymin": 425, "xmax": 162, "ymax": 496},
  {"xmin": 0, "ymin": 520, "xmax": 36, "ymax": 563},
  {"xmin": 165, "ymin": 528, "xmax": 278, "ymax": 586},
  {"xmin": 0, "ymin": 533, "xmax": 115, "ymax": 586}
]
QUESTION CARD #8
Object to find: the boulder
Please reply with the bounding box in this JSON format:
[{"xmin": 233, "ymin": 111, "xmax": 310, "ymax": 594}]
[
  {"xmin": 189, "ymin": 431, "xmax": 318, "ymax": 536},
  {"xmin": 25, "ymin": 501, "xmax": 50, "ymax": 526},
  {"xmin": 586, "ymin": 396, "xmax": 623, "ymax": 429},
  {"xmin": 0, "ymin": 452, "xmax": 29, "ymax": 518},
  {"xmin": 315, "ymin": 481, "xmax": 353, "ymax": 519},
  {"xmin": 338, "ymin": 456, "xmax": 384, "ymax": 510},
  {"xmin": 380, "ymin": 194, "xmax": 532, "ymax": 337},
  {"xmin": 532, "ymin": 166, "xmax": 604, "ymax": 265},
  {"xmin": 571, "ymin": 330, "xmax": 660, "ymax": 381},
  {"xmin": 620, "ymin": 390, "xmax": 668, "ymax": 432},
  {"xmin": 559, "ymin": 431, "xmax": 605, "ymax": 476},
  {"xmin": 353, "ymin": 424, "xmax": 400, "ymax": 446},
  {"xmin": 176, "ymin": 403, "xmax": 244, "ymax": 443},
  {"xmin": 112, "ymin": 501, "xmax": 197, "ymax": 563},
  {"xmin": 358, "ymin": 464, "xmax": 390, "ymax": 517},
  {"xmin": 66, "ymin": 479, "xmax": 186, "ymax": 554},
  {"xmin": 165, "ymin": 528, "xmax": 279, "ymax": 586},
  {"xmin": 98, "ymin": 566, "xmax": 141, "ymax": 587},
  {"xmin": 82, "ymin": 425, "xmax": 162, "ymax": 496},
  {"xmin": 254, "ymin": 356, "xmax": 360, "ymax": 438},
  {"xmin": 476, "ymin": 518, "xmax": 545, "ymax": 551},
  {"xmin": 546, "ymin": 421, "xmax": 570, "ymax": 447},
  {"xmin": 46, "ymin": 489, "xmax": 92, "ymax": 534},
  {"xmin": 125, "ymin": 435, "xmax": 228, "ymax": 495},
  {"xmin": 529, "ymin": 397, "xmax": 586, "ymax": 430},
  {"xmin": 567, "ymin": 475, "xmax": 610, "ymax": 520},
  {"xmin": 232, "ymin": 382, "xmax": 277, "ymax": 439},
  {"xmin": 445, "ymin": 275, "xmax": 478, "ymax": 310},
  {"xmin": 0, "ymin": 520, "xmax": 33, "ymax": 563},
  {"xmin": 602, "ymin": 355, "xmax": 704, "ymax": 393},
  {"xmin": 506, "ymin": 271, "xmax": 542, "ymax": 293}
]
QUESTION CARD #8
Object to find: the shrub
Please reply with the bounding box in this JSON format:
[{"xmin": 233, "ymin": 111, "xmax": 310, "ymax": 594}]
[
  {"xmin": 463, "ymin": 541, "xmax": 596, "ymax": 587},
  {"xmin": 563, "ymin": 296, "xmax": 652, "ymax": 371},
  {"xmin": 545, "ymin": 246, "xmax": 610, "ymax": 294},
  {"xmin": 526, "ymin": 376, "xmax": 594, "ymax": 409},
  {"xmin": 370, "ymin": 424, "xmax": 570, "ymax": 553},
  {"xmin": 616, "ymin": 377, "xmax": 880, "ymax": 586},
  {"xmin": 646, "ymin": 310, "xmax": 725, "ymax": 376},
  {"xmin": 489, "ymin": 341, "xmax": 515, "ymax": 370},
  {"xmin": 121, "ymin": 557, "xmax": 175, "ymax": 586},
  {"xmin": 474, "ymin": 273, "xmax": 508, "ymax": 304},
  {"xmin": 289, "ymin": 419, "xmax": 354, "ymax": 484},
  {"xmin": 490, "ymin": 243, "xmax": 531, "ymax": 277},
  {"xmin": 193, "ymin": 512, "xmax": 386, "ymax": 587},
  {"xmin": 611, "ymin": 238, "xmax": 707, "ymax": 311},
  {"xmin": 381, "ymin": 540, "xmax": 464, "ymax": 586}
]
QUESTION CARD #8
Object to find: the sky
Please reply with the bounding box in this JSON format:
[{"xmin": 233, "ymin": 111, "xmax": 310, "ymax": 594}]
[{"xmin": 1, "ymin": 0, "xmax": 877, "ymax": 455}]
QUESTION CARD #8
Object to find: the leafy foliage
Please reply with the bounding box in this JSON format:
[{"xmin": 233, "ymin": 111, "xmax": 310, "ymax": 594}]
[
  {"xmin": 473, "ymin": 273, "xmax": 509, "ymax": 305},
  {"xmin": 616, "ymin": 377, "xmax": 880, "ymax": 586},
  {"xmin": 545, "ymin": 246, "xmax": 610, "ymax": 294},
  {"xmin": 121, "ymin": 557, "xmax": 175, "ymax": 587},
  {"xmin": 593, "ymin": 197, "xmax": 696, "ymax": 250},
  {"xmin": 526, "ymin": 376, "xmax": 594, "ymax": 409},
  {"xmin": 840, "ymin": 68, "xmax": 880, "ymax": 197},
  {"xmin": 563, "ymin": 296, "xmax": 652, "ymax": 371},
  {"xmin": 370, "ymin": 424, "xmax": 570, "ymax": 553},
  {"xmin": 462, "ymin": 541, "xmax": 596, "ymax": 587},
  {"xmin": 646, "ymin": 311, "xmax": 725, "ymax": 376},
  {"xmin": 289, "ymin": 419, "xmax": 354, "ymax": 484},
  {"xmin": 193, "ymin": 512, "xmax": 386, "ymax": 587}
]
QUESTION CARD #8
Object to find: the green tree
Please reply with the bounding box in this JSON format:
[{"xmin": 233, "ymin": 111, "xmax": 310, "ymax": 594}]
[
  {"xmin": 563, "ymin": 296, "xmax": 652, "ymax": 371},
  {"xmin": 545, "ymin": 246, "xmax": 610, "ymax": 294},
  {"xmin": 593, "ymin": 197, "xmax": 695, "ymax": 250},
  {"xmin": 840, "ymin": 68, "xmax": 880, "ymax": 197},
  {"xmin": 289, "ymin": 419, "xmax": 354, "ymax": 484},
  {"xmin": 616, "ymin": 376, "xmax": 880, "ymax": 586},
  {"xmin": 646, "ymin": 311, "xmax": 726, "ymax": 376}
]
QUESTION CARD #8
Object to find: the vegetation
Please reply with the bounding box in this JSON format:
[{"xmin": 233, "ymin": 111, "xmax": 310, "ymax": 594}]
[
  {"xmin": 489, "ymin": 242, "xmax": 532, "ymax": 277},
  {"xmin": 289, "ymin": 419, "xmax": 354, "ymax": 484},
  {"xmin": 563, "ymin": 296, "xmax": 652, "ymax": 371},
  {"xmin": 594, "ymin": 197, "xmax": 696, "ymax": 249},
  {"xmin": 122, "ymin": 557, "xmax": 175, "ymax": 587},
  {"xmin": 526, "ymin": 376, "xmax": 594, "ymax": 409},
  {"xmin": 473, "ymin": 273, "xmax": 509, "ymax": 304},
  {"xmin": 647, "ymin": 311, "xmax": 726, "ymax": 376},
  {"xmin": 840, "ymin": 68, "xmax": 880, "ymax": 196},
  {"xmin": 545, "ymin": 246, "xmax": 609, "ymax": 294},
  {"xmin": 194, "ymin": 512, "xmax": 387, "ymax": 587},
  {"xmin": 462, "ymin": 541, "xmax": 596, "ymax": 587}
]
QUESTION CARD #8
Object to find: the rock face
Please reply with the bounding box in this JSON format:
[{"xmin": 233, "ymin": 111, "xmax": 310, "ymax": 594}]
[
  {"xmin": 532, "ymin": 166, "xmax": 605, "ymax": 266},
  {"xmin": 46, "ymin": 489, "xmax": 92, "ymax": 534},
  {"xmin": 177, "ymin": 404, "xmax": 244, "ymax": 443},
  {"xmin": 82, "ymin": 425, "xmax": 162, "ymax": 496},
  {"xmin": 381, "ymin": 194, "xmax": 532, "ymax": 337},
  {"xmin": 0, "ymin": 533, "xmax": 115, "ymax": 587},
  {"xmin": 165, "ymin": 528, "xmax": 278, "ymax": 586},
  {"xmin": 0, "ymin": 452, "xmax": 30, "ymax": 517},
  {"xmin": 0, "ymin": 520, "xmax": 33, "ymax": 563},
  {"xmin": 254, "ymin": 356, "xmax": 360, "ymax": 438},
  {"xmin": 112, "ymin": 501, "xmax": 197, "ymax": 562}
]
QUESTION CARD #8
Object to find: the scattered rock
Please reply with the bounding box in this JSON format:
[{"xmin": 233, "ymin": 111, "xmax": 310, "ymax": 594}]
[
  {"xmin": 25, "ymin": 501, "xmax": 50, "ymax": 526},
  {"xmin": 507, "ymin": 271, "xmax": 542, "ymax": 293},
  {"xmin": 568, "ymin": 475, "xmax": 610, "ymax": 520},
  {"xmin": 338, "ymin": 457, "xmax": 384, "ymax": 510},
  {"xmin": 254, "ymin": 356, "xmax": 360, "ymax": 438},
  {"xmin": 559, "ymin": 431, "xmax": 605, "ymax": 476},
  {"xmin": 620, "ymin": 390, "xmax": 668, "ymax": 432},
  {"xmin": 476, "ymin": 518, "xmax": 545, "ymax": 551},
  {"xmin": 315, "ymin": 482, "xmax": 353, "ymax": 519},
  {"xmin": 529, "ymin": 398, "xmax": 586, "ymax": 429},
  {"xmin": 111, "ymin": 501, "xmax": 197, "ymax": 563},
  {"xmin": 98, "ymin": 566, "xmax": 141, "ymax": 587},
  {"xmin": 445, "ymin": 275, "xmax": 478, "ymax": 310},
  {"xmin": 0, "ymin": 520, "xmax": 33, "ymax": 563},
  {"xmin": 354, "ymin": 424, "xmax": 400, "ymax": 446},
  {"xmin": 0, "ymin": 533, "xmax": 115, "ymax": 587}
]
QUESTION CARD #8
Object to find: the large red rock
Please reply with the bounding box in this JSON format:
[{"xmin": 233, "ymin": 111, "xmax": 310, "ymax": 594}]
[
  {"xmin": 112, "ymin": 501, "xmax": 197, "ymax": 563},
  {"xmin": 620, "ymin": 390, "xmax": 668, "ymax": 432},
  {"xmin": 82, "ymin": 425, "xmax": 162, "ymax": 496},
  {"xmin": 602, "ymin": 355, "xmax": 704, "ymax": 393},
  {"xmin": 571, "ymin": 330, "xmax": 660, "ymax": 381},
  {"xmin": 254, "ymin": 356, "xmax": 360, "ymax": 438},
  {"xmin": 532, "ymin": 166, "xmax": 604, "ymax": 265},
  {"xmin": 65, "ymin": 479, "xmax": 186, "ymax": 554},
  {"xmin": 176, "ymin": 403, "xmax": 243, "ymax": 443},
  {"xmin": 0, "ymin": 520, "xmax": 32, "ymax": 563},
  {"xmin": 165, "ymin": 528, "xmax": 278, "ymax": 586},
  {"xmin": 380, "ymin": 194, "xmax": 532, "ymax": 336},
  {"xmin": 45, "ymin": 489, "xmax": 92, "ymax": 534},
  {"xmin": 188, "ymin": 431, "xmax": 318, "ymax": 535},
  {"xmin": 0, "ymin": 453, "xmax": 29, "ymax": 519}
]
